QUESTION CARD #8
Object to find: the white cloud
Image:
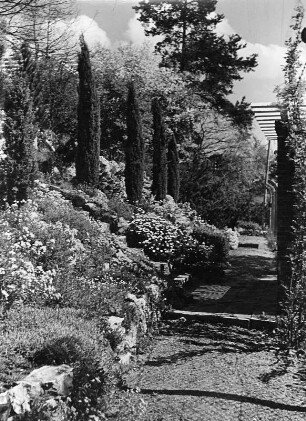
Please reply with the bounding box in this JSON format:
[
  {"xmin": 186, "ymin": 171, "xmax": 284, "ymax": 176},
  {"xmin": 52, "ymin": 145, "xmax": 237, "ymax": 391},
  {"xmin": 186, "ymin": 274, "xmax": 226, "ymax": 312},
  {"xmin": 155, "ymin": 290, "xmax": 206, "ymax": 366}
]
[
  {"xmin": 124, "ymin": 15, "xmax": 146, "ymax": 44},
  {"xmin": 124, "ymin": 15, "xmax": 164, "ymax": 45},
  {"xmin": 69, "ymin": 15, "xmax": 111, "ymax": 48}
]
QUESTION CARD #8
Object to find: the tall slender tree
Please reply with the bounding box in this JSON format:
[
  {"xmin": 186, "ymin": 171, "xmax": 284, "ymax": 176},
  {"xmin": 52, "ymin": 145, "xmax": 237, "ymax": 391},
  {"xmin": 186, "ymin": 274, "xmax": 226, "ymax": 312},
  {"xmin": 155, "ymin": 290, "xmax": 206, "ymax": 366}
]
[
  {"xmin": 3, "ymin": 43, "xmax": 38, "ymax": 204},
  {"xmin": 125, "ymin": 81, "xmax": 144, "ymax": 204},
  {"xmin": 152, "ymin": 97, "xmax": 167, "ymax": 200},
  {"xmin": 167, "ymin": 133, "xmax": 180, "ymax": 202},
  {"xmin": 76, "ymin": 35, "xmax": 100, "ymax": 186}
]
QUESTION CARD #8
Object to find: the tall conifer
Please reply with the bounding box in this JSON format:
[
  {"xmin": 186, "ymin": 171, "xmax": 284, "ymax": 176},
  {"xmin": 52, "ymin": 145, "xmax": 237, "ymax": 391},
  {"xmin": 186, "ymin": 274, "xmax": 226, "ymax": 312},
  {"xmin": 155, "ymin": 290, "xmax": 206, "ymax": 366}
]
[
  {"xmin": 125, "ymin": 81, "xmax": 144, "ymax": 204},
  {"xmin": 152, "ymin": 97, "xmax": 167, "ymax": 201},
  {"xmin": 3, "ymin": 43, "xmax": 38, "ymax": 205},
  {"xmin": 76, "ymin": 35, "xmax": 100, "ymax": 185},
  {"xmin": 167, "ymin": 134, "xmax": 180, "ymax": 202}
]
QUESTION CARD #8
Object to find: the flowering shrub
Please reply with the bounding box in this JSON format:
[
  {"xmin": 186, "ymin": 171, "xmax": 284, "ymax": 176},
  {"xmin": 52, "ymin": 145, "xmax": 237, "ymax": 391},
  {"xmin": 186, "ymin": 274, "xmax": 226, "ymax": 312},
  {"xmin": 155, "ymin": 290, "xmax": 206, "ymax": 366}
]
[
  {"xmin": 0, "ymin": 208, "xmax": 60, "ymax": 311},
  {"xmin": 224, "ymin": 228, "xmax": 239, "ymax": 250},
  {"xmin": 0, "ymin": 182, "xmax": 112, "ymax": 313},
  {"xmin": 126, "ymin": 214, "xmax": 185, "ymax": 261}
]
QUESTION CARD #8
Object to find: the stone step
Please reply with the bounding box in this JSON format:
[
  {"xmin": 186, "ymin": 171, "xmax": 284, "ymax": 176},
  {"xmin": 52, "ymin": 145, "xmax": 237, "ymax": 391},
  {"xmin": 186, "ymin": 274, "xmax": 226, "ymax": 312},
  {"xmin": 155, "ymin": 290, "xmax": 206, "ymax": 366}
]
[{"xmin": 166, "ymin": 309, "xmax": 276, "ymax": 331}]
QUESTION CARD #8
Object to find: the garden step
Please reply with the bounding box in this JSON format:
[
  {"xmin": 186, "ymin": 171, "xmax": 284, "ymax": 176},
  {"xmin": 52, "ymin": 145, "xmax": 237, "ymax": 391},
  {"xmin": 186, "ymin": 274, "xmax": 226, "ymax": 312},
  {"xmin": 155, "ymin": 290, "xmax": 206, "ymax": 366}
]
[
  {"xmin": 166, "ymin": 309, "xmax": 276, "ymax": 331},
  {"xmin": 238, "ymin": 243, "xmax": 259, "ymax": 249}
]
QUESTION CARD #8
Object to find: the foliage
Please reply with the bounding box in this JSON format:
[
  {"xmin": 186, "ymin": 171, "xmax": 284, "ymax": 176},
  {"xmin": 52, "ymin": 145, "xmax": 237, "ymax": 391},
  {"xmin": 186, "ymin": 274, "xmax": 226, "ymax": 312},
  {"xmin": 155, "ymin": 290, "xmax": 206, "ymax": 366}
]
[
  {"xmin": 152, "ymin": 97, "xmax": 168, "ymax": 200},
  {"xmin": 134, "ymin": 0, "xmax": 257, "ymax": 127},
  {"xmin": 275, "ymin": 6, "xmax": 306, "ymax": 350},
  {"xmin": 126, "ymin": 214, "xmax": 184, "ymax": 261},
  {"xmin": 180, "ymin": 144, "xmax": 266, "ymax": 228},
  {"xmin": 192, "ymin": 224, "xmax": 230, "ymax": 266},
  {"xmin": 126, "ymin": 210, "xmax": 229, "ymax": 270},
  {"xmin": 125, "ymin": 81, "xmax": 144, "ymax": 204},
  {"xmin": 93, "ymin": 43, "xmax": 186, "ymax": 162},
  {"xmin": 237, "ymin": 220, "xmax": 262, "ymax": 236},
  {"xmin": 1, "ymin": 43, "xmax": 38, "ymax": 205},
  {"xmin": 0, "ymin": 306, "xmax": 112, "ymax": 419},
  {"xmin": 224, "ymin": 228, "xmax": 239, "ymax": 250},
  {"xmin": 167, "ymin": 134, "xmax": 180, "ymax": 202},
  {"xmin": 76, "ymin": 35, "xmax": 100, "ymax": 186}
]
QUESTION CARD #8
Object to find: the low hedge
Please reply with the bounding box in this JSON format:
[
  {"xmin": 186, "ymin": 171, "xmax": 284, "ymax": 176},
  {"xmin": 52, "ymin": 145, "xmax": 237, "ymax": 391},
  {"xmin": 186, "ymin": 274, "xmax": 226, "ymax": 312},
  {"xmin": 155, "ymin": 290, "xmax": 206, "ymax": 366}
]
[{"xmin": 192, "ymin": 225, "xmax": 230, "ymax": 266}]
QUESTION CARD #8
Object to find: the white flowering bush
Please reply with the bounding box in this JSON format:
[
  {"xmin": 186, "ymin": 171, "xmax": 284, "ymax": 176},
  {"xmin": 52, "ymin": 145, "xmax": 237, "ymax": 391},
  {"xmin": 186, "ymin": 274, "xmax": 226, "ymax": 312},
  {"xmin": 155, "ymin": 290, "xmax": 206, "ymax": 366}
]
[
  {"xmin": 0, "ymin": 212, "xmax": 59, "ymax": 311},
  {"xmin": 126, "ymin": 214, "xmax": 185, "ymax": 261},
  {"xmin": 224, "ymin": 228, "xmax": 239, "ymax": 250}
]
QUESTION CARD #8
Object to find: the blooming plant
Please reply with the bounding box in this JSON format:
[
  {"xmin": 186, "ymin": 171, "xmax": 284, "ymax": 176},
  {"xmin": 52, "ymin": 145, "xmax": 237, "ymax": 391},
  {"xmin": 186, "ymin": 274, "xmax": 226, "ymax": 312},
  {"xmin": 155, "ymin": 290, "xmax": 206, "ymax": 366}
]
[
  {"xmin": 126, "ymin": 214, "xmax": 185, "ymax": 261},
  {"xmin": 224, "ymin": 228, "xmax": 239, "ymax": 250}
]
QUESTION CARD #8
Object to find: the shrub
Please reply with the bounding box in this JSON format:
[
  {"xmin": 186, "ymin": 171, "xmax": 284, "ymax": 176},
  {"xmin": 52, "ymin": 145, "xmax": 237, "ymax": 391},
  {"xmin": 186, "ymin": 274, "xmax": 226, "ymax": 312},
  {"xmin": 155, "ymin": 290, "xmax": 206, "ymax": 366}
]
[
  {"xmin": 0, "ymin": 306, "xmax": 114, "ymax": 419},
  {"xmin": 108, "ymin": 196, "xmax": 135, "ymax": 221},
  {"xmin": 224, "ymin": 228, "xmax": 239, "ymax": 250},
  {"xmin": 237, "ymin": 220, "xmax": 262, "ymax": 236},
  {"xmin": 172, "ymin": 234, "xmax": 213, "ymax": 274},
  {"xmin": 192, "ymin": 224, "xmax": 230, "ymax": 266},
  {"xmin": 126, "ymin": 214, "xmax": 184, "ymax": 261}
]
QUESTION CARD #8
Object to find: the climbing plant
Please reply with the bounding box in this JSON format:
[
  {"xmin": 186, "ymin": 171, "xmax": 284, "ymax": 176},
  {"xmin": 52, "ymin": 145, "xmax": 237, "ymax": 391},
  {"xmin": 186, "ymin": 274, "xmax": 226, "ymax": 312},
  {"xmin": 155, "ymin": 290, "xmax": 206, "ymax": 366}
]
[{"xmin": 275, "ymin": 6, "xmax": 306, "ymax": 349}]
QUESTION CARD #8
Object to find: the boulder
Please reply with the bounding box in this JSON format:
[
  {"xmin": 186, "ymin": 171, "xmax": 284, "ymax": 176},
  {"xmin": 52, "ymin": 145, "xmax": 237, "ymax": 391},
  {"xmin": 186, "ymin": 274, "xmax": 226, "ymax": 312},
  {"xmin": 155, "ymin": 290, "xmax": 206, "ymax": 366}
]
[
  {"xmin": 0, "ymin": 365, "xmax": 73, "ymax": 421},
  {"xmin": 22, "ymin": 365, "xmax": 73, "ymax": 396},
  {"xmin": 0, "ymin": 392, "xmax": 10, "ymax": 421}
]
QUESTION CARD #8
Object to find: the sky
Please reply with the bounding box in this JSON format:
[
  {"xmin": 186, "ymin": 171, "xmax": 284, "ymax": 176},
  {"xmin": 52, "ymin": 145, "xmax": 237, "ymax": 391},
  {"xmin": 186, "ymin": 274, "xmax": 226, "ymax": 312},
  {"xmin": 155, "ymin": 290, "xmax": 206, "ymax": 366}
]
[{"xmin": 74, "ymin": 0, "xmax": 306, "ymax": 105}]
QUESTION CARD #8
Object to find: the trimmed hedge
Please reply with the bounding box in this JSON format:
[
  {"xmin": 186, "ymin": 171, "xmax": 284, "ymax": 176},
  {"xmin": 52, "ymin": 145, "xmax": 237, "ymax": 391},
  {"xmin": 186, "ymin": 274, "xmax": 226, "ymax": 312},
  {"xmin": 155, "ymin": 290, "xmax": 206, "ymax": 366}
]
[{"xmin": 192, "ymin": 225, "xmax": 230, "ymax": 265}]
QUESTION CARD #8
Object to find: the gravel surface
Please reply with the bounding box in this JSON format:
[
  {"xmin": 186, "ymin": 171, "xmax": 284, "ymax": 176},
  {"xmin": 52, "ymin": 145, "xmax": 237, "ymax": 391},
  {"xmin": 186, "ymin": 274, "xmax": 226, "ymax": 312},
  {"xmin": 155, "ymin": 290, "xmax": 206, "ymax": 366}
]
[{"xmin": 126, "ymin": 321, "xmax": 306, "ymax": 421}]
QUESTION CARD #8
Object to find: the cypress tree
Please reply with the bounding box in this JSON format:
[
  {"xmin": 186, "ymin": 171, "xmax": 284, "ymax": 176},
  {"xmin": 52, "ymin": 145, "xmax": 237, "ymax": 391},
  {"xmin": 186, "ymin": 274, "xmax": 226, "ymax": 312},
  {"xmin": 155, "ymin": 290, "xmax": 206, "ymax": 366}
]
[
  {"xmin": 151, "ymin": 97, "xmax": 167, "ymax": 201},
  {"xmin": 76, "ymin": 35, "xmax": 100, "ymax": 185},
  {"xmin": 167, "ymin": 134, "xmax": 180, "ymax": 202},
  {"xmin": 125, "ymin": 81, "xmax": 144, "ymax": 204},
  {"xmin": 3, "ymin": 43, "xmax": 38, "ymax": 205}
]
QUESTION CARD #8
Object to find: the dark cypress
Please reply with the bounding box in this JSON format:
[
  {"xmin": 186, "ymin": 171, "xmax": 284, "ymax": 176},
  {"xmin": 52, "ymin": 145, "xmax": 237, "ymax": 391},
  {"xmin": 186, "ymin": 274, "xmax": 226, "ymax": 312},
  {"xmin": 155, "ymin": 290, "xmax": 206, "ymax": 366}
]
[
  {"xmin": 3, "ymin": 43, "xmax": 38, "ymax": 205},
  {"xmin": 151, "ymin": 97, "xmax": 167, "ymax": 201},
  {"xmin": 76, "ymin": 35, "xmax": 100, "ymax": 186},
  {"xmin": 167, "ymin": 134, "xmax": 180, "ymax": 202},
  {"xmin": 125, "ymin": 81, "xmax": 144, "ymax": 204}
]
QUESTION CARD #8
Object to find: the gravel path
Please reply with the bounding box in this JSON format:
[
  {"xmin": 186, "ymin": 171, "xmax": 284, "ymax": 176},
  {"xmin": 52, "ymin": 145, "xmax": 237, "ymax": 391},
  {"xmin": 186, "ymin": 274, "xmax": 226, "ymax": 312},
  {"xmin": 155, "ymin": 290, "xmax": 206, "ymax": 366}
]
[
  {"xmin": 122, "ymin": 237, "xmax": 306, "ymax": 420},
  {"xmin": 126, "ymin": 321, "xmax": 306, "ymax": 421}
]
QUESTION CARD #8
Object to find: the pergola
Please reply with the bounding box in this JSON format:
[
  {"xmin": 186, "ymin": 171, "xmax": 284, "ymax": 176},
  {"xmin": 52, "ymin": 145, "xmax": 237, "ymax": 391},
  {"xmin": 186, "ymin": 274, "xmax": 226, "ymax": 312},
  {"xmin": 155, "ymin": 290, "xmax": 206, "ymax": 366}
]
[
  {"xmin": 251, "ymin": 102, "xmax": 281, "ymax": 151},
  {"xmin": 251, "ymin": 102, "xmax": 280, "ymax": 235}
]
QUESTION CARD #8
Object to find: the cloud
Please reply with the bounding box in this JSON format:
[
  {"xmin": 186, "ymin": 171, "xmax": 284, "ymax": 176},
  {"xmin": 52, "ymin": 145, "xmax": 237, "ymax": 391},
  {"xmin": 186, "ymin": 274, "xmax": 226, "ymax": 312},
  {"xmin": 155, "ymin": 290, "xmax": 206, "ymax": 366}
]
[
  {"xmin": 124, "ymin": 15, "xmax": 164, "ymax": 45},
  {"xmin": 69, "ymin": 15, "xmax": 111, "ymax": 48},
  {"xmin": 124, "ymin": 15, "xmax": 146, "ymax": 44}
]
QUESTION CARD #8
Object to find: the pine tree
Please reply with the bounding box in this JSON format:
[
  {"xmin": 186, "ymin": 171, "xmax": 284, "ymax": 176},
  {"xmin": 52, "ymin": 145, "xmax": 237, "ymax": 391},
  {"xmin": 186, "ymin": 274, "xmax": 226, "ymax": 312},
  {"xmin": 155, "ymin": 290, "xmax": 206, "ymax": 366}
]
[
  {"xmin": 152, "ymin": 97, "xmax": 167, "ymax": 201},
  {"xmin": 134, "ymin": 0, "xmax": 257, "ymax": 126},
  {"xmin": 167, "ymin": 134, "xmax": 180, "ymax": 202},
  {"xmin": 76, "ymin": 35, "xmax": 100, "ymax": 186},
  {"xmin": 125, "ymin": 81, "xmax": 144, "ymax": 204},
  {"xmin": 3, "ymin": 43, "xmax": 38, "ymax": 205}
]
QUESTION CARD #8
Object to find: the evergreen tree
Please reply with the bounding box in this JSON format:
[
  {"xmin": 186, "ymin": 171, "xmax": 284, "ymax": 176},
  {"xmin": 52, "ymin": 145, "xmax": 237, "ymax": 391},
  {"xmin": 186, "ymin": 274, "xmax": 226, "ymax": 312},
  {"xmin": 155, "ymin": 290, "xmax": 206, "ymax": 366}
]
[
  {"xmin": 167, "ymin": 134, "xmax": 180, "ymax": 202},
  {"xmin": 152, "ymin": 97, "xmax": 167, "ymax": 200},
  {"xmin": 76, "ymin": 35, "xmax": 100, "ymax": 185},
  {"xmin": 125, "ymin": 81, "xmax": 144, "ymax": 204},
  {"xmin": 134, "ymin": 0, "xmax": 257, "ymax": 126},
  {"xmin": 2, "ymin": 43, "xmax": 38, "ymax": 205}
]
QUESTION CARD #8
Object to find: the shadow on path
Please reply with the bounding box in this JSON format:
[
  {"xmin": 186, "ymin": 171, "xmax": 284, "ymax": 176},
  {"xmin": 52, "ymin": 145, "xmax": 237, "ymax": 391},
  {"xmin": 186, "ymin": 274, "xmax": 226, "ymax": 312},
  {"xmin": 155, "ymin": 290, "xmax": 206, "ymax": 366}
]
[
  {"xmin": 183, "ymin": 238, "xmax": 278, "ymax": 316},
  {"xmin": 140, "ymin": 388, "xmax": 306, "ymax": 413}
]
